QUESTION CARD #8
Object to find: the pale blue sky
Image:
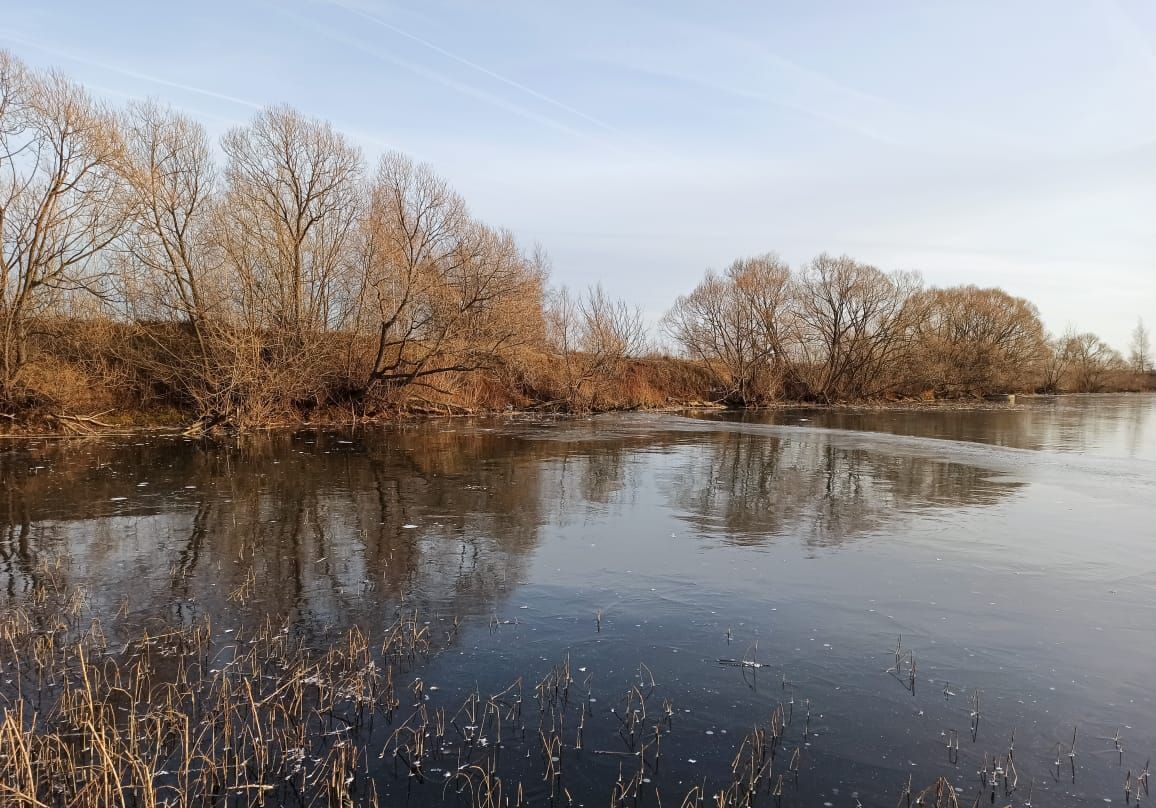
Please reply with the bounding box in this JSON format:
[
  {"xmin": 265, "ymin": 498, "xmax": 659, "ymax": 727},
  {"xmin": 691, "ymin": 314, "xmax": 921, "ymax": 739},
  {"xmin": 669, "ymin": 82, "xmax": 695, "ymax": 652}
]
[{"xmin": 3, "ymin": 0, "xmax": 1154, "ymax": 350}]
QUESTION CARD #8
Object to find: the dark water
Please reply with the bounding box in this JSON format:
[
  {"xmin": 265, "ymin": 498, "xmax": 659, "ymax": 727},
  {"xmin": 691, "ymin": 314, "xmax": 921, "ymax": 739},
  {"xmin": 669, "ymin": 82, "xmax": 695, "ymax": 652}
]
[{"xmin": 2, "ymin": 393, "xmax": 1154, "ymax": 806}]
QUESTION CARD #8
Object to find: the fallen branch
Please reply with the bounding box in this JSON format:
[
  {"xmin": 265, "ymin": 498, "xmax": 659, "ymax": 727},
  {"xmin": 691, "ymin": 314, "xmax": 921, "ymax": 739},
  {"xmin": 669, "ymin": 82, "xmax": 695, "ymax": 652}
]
[
  {"xmin": 48, "ymin": 411, "xmax": 116, "ymax": 433},
  {"xmin": 181, "ymin": 412, "xmax": 228, "ymax": 437}
]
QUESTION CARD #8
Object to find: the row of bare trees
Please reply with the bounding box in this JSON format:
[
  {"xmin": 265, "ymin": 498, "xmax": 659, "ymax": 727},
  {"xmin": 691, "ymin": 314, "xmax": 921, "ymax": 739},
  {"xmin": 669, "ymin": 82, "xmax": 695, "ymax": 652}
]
[
  {"xmin": 1, "ymin": 50, "xmax": 653, "ymax": 423},
  {"xmin": 664, "ymin": 253, "xmax": 1146, "ymax": 404},
  {"xmin": 1, "ymin": 51, "xmax": 1146, "ymax": 423},
  {"xmin": 117, "ymin": 101, "xmax": 554, "ymax": 424}
]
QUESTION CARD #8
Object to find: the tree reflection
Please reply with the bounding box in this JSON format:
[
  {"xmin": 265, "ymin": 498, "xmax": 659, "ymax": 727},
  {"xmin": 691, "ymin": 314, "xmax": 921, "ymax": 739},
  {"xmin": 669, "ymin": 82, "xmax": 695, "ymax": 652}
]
[
  {"xmin": 0, "ymin": 428, "xmax": 555, "ymax": 633},
  {"xmin": 0, "ymin": 413, "xmax": 1042, "ymax": 630},
  {"xmin": 665, "ymin": 428, "xmax": 1020, "ymax": 547}
]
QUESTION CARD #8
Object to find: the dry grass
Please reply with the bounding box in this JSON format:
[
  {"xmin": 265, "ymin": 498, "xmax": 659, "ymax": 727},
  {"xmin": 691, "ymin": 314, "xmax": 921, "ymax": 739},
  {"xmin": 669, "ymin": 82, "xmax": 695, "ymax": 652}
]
[
  {"xmin": 1, "ymin": 556, "xmax": 1131, "ymax": 808},
  {"xmin": 3, "ymin": 313, "xmax": 1146, "ymax": 433},
  {"xmin": 0, "ymin": 557, "xmax": 876, "ymax": 808},
  {"xmin": 0, "ymin": 556, "xmax": 433, "ymax": 807}
]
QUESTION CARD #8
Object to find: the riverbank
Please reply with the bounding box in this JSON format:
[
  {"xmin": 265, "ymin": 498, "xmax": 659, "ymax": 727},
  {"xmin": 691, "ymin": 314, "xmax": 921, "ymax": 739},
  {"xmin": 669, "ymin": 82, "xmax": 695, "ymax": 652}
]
[
  {"xmin": 6, "ymin": 391, "xmax": 1147, "ymax": 439},
  {"xmin": 0, "ymin": 394, "xmax": 1041, "ymax": 437},
  {"xmin": 2, "ymin": 313, "xmax": 1150, "ymax": 437}
]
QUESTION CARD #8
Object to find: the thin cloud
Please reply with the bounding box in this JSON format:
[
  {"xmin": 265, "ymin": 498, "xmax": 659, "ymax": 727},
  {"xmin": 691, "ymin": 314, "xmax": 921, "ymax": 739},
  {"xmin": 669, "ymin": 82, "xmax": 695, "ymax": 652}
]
[
  {"xmin": 623, "ymin": 60, "xmax": 909, "ymax": 148},
  {"xmin": 0, "ymin": 31, "xmax": 261, "ymax": 110},
  {"xmin": 599, "ymin": 18, "xmax": 1031, "ymax": 156},
  {"xmin": 839, "ymin": 237, "xmax": 1155, "ymax": 270},
  {"xmin": 272, "ymin": 5, "xmax": 600, "ymax": 143},
  {"xmin": 325, "ymin": 0, "xmax": 624, "ymax": 136}
]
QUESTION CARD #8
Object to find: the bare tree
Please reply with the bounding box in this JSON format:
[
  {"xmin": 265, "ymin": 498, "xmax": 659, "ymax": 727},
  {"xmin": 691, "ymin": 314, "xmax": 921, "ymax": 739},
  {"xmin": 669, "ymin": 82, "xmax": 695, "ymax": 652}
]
[
  {"xmin": 117, "ymin": 101, "xmax": 228, "ymax": 416},
  {"xmin": 912, "ymin": 285, "xmax": 1048, "ymax": 395},
  {"xmin": 1038, "ymin": 333, "xmax": 1069, "ymax": 394},
  {"xmin": 220, "ymin": 105, "xmax": 363, "ymax": 335},
  {"xmin": 1059, "ymin": 329, "xmax": 1124, "ymax": 392},
  {"xmin": 0, "ymin": 50, "xmax": 126, "ymax": 398},
  {"xmin": 356, "ymin": 151, "xmax": 470, "ymax": 392},
  {"xmin": 548, "ymin": 284, "xmax": 646, "ymax": 410},
  {"xmin": 1129, "ymin": 318, "xmax": 1151, "ymax": 374},
  {"xmin": 353, "ymin": 153, "xmax": 546, "ymax": 405},
  {"xmin": 119, "ymin": 101, "xmax": 219, "ymax": 332},
  {"xmin": 790, "ymin": 254, "xmax": 923, "ymax": 402},
  {"xmin": 662, "ymin": 253, "xmax": 792, "ymax": 405}
]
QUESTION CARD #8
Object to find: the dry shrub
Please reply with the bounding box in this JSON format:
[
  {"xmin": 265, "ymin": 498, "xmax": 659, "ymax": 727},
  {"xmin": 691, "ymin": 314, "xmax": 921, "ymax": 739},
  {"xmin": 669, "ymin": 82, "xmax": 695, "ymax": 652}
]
[
  {"xmin": 12, "ymin": 357, "xmax": 114, "ymax": 413},
  {"xmin": 603, "ymin": 356, "xmax": 717, "ymax": 409},
  {"xmin": 513, "ymin": 351, "xmax": 716, "ymax": 413},
  {"xmin": 7, "ymin": 318, "xmax": 135, "ymax": 415}
]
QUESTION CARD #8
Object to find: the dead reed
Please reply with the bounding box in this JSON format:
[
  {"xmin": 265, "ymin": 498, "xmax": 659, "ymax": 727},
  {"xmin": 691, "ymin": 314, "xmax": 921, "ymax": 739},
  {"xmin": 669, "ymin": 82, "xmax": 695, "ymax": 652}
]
[
  {"xmin": 1, "ymin": 560, "xmax": 1148, "ymax": 808},
  {"xmin": 0, "ymin": 558, "xmax": 440, "ymax": 807}
]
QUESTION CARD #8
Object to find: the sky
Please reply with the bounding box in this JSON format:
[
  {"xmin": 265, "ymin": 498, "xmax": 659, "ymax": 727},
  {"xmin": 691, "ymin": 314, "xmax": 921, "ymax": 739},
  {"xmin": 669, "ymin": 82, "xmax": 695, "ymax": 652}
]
[{"xmin": 2, "ymin": 0, "xmax": 1154, "ymax": 351}]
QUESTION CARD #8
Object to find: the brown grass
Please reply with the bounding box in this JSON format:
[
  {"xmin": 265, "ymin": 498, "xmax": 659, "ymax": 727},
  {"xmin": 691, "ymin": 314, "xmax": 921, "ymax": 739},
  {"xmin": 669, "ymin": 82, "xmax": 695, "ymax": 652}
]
[{"xmin": 2, "ymin": 313, "xmax": 1148, "ymax": 435}]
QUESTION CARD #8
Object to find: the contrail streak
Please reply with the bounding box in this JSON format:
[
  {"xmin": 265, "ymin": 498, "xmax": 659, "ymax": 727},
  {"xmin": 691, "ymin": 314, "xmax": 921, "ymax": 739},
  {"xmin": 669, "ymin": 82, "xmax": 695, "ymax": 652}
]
[
  {"xmin": 326, "ymin": 0, "xmax": 622, "ymax": 135},
  {"xmin": 273, "ymin": 6, "xmax": 596, "ymax": 142},
  {"xmin": 0, "ymin": 31, "xmax": 261, "ymax": 110}
]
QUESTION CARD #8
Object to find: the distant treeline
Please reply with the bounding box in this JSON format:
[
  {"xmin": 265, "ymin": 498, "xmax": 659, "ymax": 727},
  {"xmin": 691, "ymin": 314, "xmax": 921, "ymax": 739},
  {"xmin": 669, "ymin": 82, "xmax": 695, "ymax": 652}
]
[
  {"xmin": 663, "ymin": 254, "xmax": 1152, "ymax": 405},
  {"xmin": 0, "ymin": 51, "xmax": 1151, "ymax": 429}
]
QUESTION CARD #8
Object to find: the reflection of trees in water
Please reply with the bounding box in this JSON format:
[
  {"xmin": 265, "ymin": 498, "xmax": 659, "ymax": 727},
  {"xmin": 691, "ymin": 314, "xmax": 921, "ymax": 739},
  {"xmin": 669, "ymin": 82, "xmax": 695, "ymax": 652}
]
[
  {"xmin": 1037, "ymin": 394, "xmax": 1156, "ymax": 458},
  {"xmin": 0, "ymin": 417, "xmax": 1032, "ymax": 626},
  {"xmin": 666, "ymin": 430, "xmax": 1019, "ymax": 547},
  {"xmin": 0, "ymin": 424, "xmax": 675, "ymax": 634},
  {"xmin": 703, "ymin": 394, "xmax": 1156, "ymax": 459},
  {"xmin": 537, "ymin": 442, "xmax": 642, "ymax": 525},
  {"xmin": 1118, "ymin": 395, "xmax": 1155, "ymax": 459},
  {"xmin": 0, "ymin": 427, "xmax": 563, "ymax": 631}
]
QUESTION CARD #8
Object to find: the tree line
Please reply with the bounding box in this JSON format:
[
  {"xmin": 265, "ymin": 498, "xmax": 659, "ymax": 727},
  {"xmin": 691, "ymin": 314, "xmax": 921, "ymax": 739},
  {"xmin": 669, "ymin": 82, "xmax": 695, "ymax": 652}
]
[
  {"xmin": 663, "ymin": 253, "xmax": 1151, "ymax": 405},
  {"xmin": 0, "ymin": 50, "xmax": 1149, "ymax": 427},
  {"xmin": 0, "ymin": 50, "xmax": 660, "ymax": 426}
]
